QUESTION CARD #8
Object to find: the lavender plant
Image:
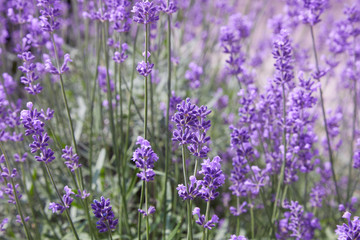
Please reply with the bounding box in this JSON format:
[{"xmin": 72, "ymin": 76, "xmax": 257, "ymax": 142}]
[{"xmin": 1, "ymin": 0, "xmax": 360, "ymax": 239}]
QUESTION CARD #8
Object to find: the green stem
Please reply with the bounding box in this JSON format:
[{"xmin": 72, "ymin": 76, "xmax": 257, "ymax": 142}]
[
  {"xmin": 249, "ymin": 197, "xmax": 254, "ymax": 240},
  {"xmin": 144, "ymin": 24, "xmax": 149, "ymax": 139},
  {"xmin": 89, "ymin": 23, "xmax": 102, "ymax": 191},
  {"xmin": 101, "ymin": 22, "xmax": 131, "ymax": 236},
  {"xmin": 310, "ymin": 25, "xmax": 341, "ymax": 204},
  {"xmin": 182, "ymin": 145, "xmax": 193, "ymax": 240},
  {"xmin": 271, "ymin": 84, "xmax": 287, "ymax": 228},
  {"xmin": 145, "ymin": 180, "xmax": 150, "ymax": 240},
  {"xmin": 162, "ymin": 10, "xmax": 172, "ymax": 239},
  {"xmin": 193, "ymin": 159, "xmax": 198, "ymax": 177},
  {"xmin": 138, "ymin": 181, "xmax": 145, "ymax": 240},
  {"xmin": 50, "ymin": 34, "xmax": 85, "ymax": 191},
  {"xmin": 0, "ymin": 143, "xmax": 32, "ymax": 240},
  {"xmin": 44, "ymin": 164, "xmax": 80, "ymax": 240},
  {"xmin": 51, "ymin": 32, "xmax": 96, "ymax": 240},
  {"xmin": 236, "ymin": 197, "xmax": 240, "ymax": 236},
  {"xmin": 202, "ymin": 201, "xmax": 211, "ymax": 240}
]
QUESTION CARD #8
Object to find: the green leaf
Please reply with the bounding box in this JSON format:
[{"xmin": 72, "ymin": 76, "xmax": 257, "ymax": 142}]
[{"xmin": 167, "ymin": 219, "xmax": 183, "ymax": 240}]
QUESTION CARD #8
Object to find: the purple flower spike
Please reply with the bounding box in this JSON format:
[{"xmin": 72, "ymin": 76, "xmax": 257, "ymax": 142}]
[
  {"xmin": 136, "ymin": 61, "xmax": 154, "ymax": 77},
  {"xmin": 230, "ymin": 201, "xmax": 247, "ymax": 216},
  {"xmin": 132, "ymin": 1, "xmax": 160, "ymax": 24},
  {"xmin": 60, "ymin": 54, "xmax": 72, "ymax": 74},
  {"xmin": 277, "ymin": 201, "xmax": 320, "ymax": 240},
  {"xmin": 159, "ymin": 0, "xmax": 177, "ymax": 15},
  {"xmin": 229, "ymin": 235, "xmax": 248, "ymax": 240},
  {"xmin": 203, "ymin": 215, "xmax": 219, "ymax": 230},
  {"xmin": 272, "ymin": 31, "xmax": 294, "ymax": 85},
  {"xmin": 197, "ymin": 156, "xmax": 225, "ymax": 201},
  {"xmin": 177, "ymin": 175, "xmax": 201, "ymax": 200},
  {"xmin": 138, "ymin": 206, "xmax": 156, "ymax": 217},
  {"xmin": 48, "ymin": 186, "xmax": 75, "ymax": 214},
  {"xmin": 76, "ymin": 189, "xmax": 90, "ymax": 199},
  {"xmin": 0, "ymin": 218, "xmax": 8, "ymax": 232},
  {"xmin": 185, "ymin": 62, "xmax": 203, "ymax": 89},
  {"xmin": 62, "ymin": 146, "xmax": 81, "ymax": 172},
  {"xmin": 37, "ymin": 0, "xmax": 62, "ymax": 33},
  {"xmin": 172, "ymin": 98, "xmax": 212, "ymax": 158},
  {"xmin": 132, "ymin": 136, "xmax": 158, "ymax": 182},
  {"xmin": 192, "ymin": 207, "xmax": 219, "ymax": 229},
  {"xmin": 4, "ymin": 183, "xmax": 22, "ymax": 204},
  {"xmin": 16, "ymin": 215, "xmax": 30, "ymax": 225},
  {"xmin": 113, "ymin": 43, "xmax": 128, "ymax": 63},
  {"xmin": 45, "ymin": 54, "xmax": 72, "ymax": 75},
  {"xmin": 335, "ymin": 211, "xmax": 360, "ymax": 240},
  {"xmin": 91, "ymin": 196, "xmax": 118, "ymax": 233}
]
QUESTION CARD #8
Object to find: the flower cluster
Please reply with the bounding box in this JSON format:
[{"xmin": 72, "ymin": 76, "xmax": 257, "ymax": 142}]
[
  {"xmin": 84, "ymin": 0, "xmax": 132, "ymax": 32},
  {"xmin": 112, "ymin": 43, "xmax": 128, "ymax": 63},
  {"xmin": 197, "ymin": 156, "xmax": 226, "ymax": 201},
  {"xmin": 61, "ymin": 146, "xmax": 81, "ymax": 172},
  {"xmin": 229, "ymin": 235, "xmax": 247, "ymax": 240},
  {"xmin": 20, "ymin": 102, "xmax": 55, "ymax": 164},
  {"xmin": 49, "ymin": 186, "xmax": 74, "ymax": 214},
  {"xmin": 136, "ymin": 60, "xmax": 154, "ymax": 77},
  {"xmin": 98, "ymin": 66, "xmax": 115, "ymax": 93},
  {"xmin": 299, "ymin": 0, "xmax": 328, "ymax": 26},
  {"xmin": 18, "ymin": 52, "xmax": 42, "ymax": 95},
  {"xmin": 185, "ymin": 62, "xmax": 203, "ymax": 89},
  {"xmin": 272, "ymin": 31, "xmax": 294, "ymax": 85},
  {"xmin": 37, "ymin": 0, "xmax": 62, "ymax": 33},
  {"xmin": 132, "ymin": 136, "xmax": 158, "ymax": 182},
  {"xmin": 277, "ymin": 201, "xmax": 320, "ymax": 240},
  {"xmin": 192, "ymin": 207, "xmax": 219, "ymax": 230},
  {"xmin": 219, "ymin": 13, "xmax": 252, "ymax": 84},
  {"xmin": 336, "ymin": 211, "xmax": 360, "ymax": 239},
  {"xmin": 131, "ymin": 1, "xmax": 159, "ymax": 24},
  {"xmin": 2, "ymin": 183, "xmax": 22, "ymax": 205},
  {"xmin": 44, "ymin": 53, "xmax": 72, "ymax": 75},
  {"xmin": 91, "ymin": 196, "xmax": 118, "ymax": 233},
  {"xmin": 138, "ymin": 206, "xmax": 156, "ymax": 217},
  {"xmin": 172, "ymin": 98, "xmax": 212, "ymax": 158}
]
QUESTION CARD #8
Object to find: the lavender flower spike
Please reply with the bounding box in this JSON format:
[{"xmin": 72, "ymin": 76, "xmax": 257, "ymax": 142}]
[
  {"xmin": 335, "ymin": 211, "xmax": 360, "ymax": 240},
  {"xmin": 132, "ymin": 136, "xmax": 158, "ymax": 182},
  {"xmin": 91, "ymin": 196, "xmax": 118, "ymax": 233}
]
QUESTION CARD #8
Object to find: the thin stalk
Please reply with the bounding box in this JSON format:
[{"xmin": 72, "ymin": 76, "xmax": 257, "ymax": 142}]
[
  {"xmin": 44, "ymin": 164, "xmax": 80, "ymax": 240},
  {"xmin": 138, "ymin": 181, "xmax": 145, "ymax": 240},
  {"xmin": 50, "ymin": 34, "xmax": 84, "ymax": 190},
  {"xmin": 202, "ymin": 200, "xmax": 211, "ymax": 240},
  {"xmin": 236, "ymin": 197, "xmax": 240, "ymax": 235},
  {"xmin": 101, "ymin": 23, "xmax": 131, "ymax": 236},
  {"xmin": 18, "ymin": 160, "xmax": 40, "ymax": 239},
  {"xmin": 162, "ymin": 9, "xmax": 172, "ymax": 239},
  {"xmin": 0, "ymin": 143, "xmax": 32, "ymax": 240},
  {"xmin": 108, "ymin": 223, "xmax": 114, "ymax": 240},
  {"xmin": 182, "ymin": 145, "xmax": 193, "ymax": 240},
  {"xmin": 249, "ymin": 197, "xmax": 254, "ymax": 240},
  {"xmin": 193, "ymin": 159, "xmax": 198, "ymax": 177},
  {"xmin": 303, "ymin": 173, "xmax": 308, "ymax": 211},
  {"xmin": 50, "ymin": 33, "xmax": 96, "ymax": 239},
  {"xmin": 89, "ymin": 23, "xmax": 102, "ymax": 190},
  {"xmin": 124, "ymin": 25, "xmax": 139, "ymax": 165},
  {"xmin": 346, "ymin": 35, "xmax": 357, "ymax": 202},
  {"xmin": 147, "ymin": 21, "xmax": 155, "ymax": 141},
  {"xmin": 144, "ymin": 23, "xmax": 149, "ymax": 139},
  {"xmin": 271, "ymin": 84, "xmax": 287, "ymax": 227},
  {"xmin": 310, "ymin": 26, "xmax": 341, "ymax": 204},
  {"xmin": 145, "ymin": 180, "xmax": 150, "ymax": 240}
]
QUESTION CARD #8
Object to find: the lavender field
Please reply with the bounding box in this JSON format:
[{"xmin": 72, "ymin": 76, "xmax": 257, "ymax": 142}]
[{"xmin": 1, "ymin": 0, "xmax": 360, "ymax": 239}]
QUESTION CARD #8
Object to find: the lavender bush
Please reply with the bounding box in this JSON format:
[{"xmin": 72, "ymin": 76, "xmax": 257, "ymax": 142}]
[{"xmin": 1, "ymin": 0, "xmax": 360, "ymax": 239}]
